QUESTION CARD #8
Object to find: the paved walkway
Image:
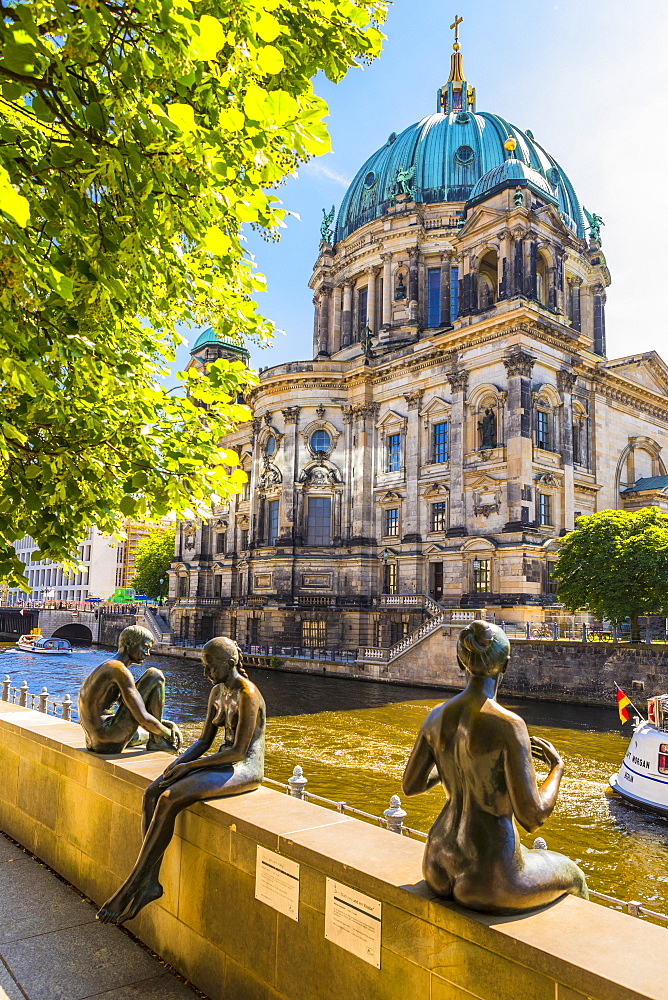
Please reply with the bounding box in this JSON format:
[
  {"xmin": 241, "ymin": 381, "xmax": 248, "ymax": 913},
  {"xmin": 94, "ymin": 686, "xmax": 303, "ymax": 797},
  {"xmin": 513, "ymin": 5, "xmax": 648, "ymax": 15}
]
[{"xmin": 0, "ymin": 834, "xmax": 203, "ymax": 1000}]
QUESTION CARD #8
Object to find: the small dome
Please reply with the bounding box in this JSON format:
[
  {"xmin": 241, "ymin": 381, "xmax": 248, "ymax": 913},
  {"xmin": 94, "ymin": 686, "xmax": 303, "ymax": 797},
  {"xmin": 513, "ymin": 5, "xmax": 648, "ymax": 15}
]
[
  {"xmin": 190, "ymin": 328, "xmax": 250, "ymax": 361},
  {"xmin": 468, "ymin": 157, "xmax": 557, "ymax": 204},
  {"xmin": 334, "ymin": 112, "xmax": 584, "ymax": 241}
]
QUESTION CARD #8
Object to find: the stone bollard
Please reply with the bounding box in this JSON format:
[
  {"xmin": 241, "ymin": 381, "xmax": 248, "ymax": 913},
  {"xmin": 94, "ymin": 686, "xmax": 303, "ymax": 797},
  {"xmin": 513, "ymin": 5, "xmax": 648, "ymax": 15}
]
[
  {"xmin": 2, "ymin": 676, "xmax": 9, "ymax": 701},
  {"xmin": 38, "ymin": 687, "xmax": 49, "ymax": 713},
  {"xmin": 62, "ymin": 694, "xmax": 73, "ymax": 721},
  {"xmin": 288, "ymin": 765, "xmax": 308, "ymax": 800},
  {"xmin": 19, "ymin": 680, "xmax": 28, "ymax": 707},
  {"xmin": 384, "ymin": 794, "xmax": 407, "ymax": 835},
  {"xmin": 552, "ymin": 623, "xmax": 558, "ymax": 641}
]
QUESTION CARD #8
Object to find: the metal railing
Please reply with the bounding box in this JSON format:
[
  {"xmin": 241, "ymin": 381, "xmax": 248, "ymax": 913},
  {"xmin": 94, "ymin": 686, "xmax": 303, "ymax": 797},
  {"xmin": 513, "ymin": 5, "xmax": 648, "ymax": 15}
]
[
  {"xmin": 1, "ymin": 676, "xmax": 77, "ymax": 721},
  {"xmin": 266, "ymin": 765, "xmax": 668, "ymax": 926},
  {"xmin": 360, "ymin": 607, "xmax": 487, "ymax": 663},
  {"xmin": 502, "ymin": 621, "xmax": 668, "ymax": 643}
]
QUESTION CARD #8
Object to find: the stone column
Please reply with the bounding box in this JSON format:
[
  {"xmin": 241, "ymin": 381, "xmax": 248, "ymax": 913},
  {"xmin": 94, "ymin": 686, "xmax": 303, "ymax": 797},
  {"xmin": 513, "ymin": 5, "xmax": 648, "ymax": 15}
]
[
  {"xmin": 593, "ymin": 285, "xmax": 606, "ymax": 357},
  {"xmin": 281, "ymin": 406, "xmax": 301, "ymax": 541},
  {"xmin": 402, "ymin": 390, "xmax": 423, "ymax": 542},
  {"xmin": 503, "ymin": 348, "xmax": 536, "ymax": 531},
  {"xmin": 408, "ymin": 247, "xmax": 419, "ymax": 324},
  {"xmin": 249, "ymin": 417, "xmax": 262, "ymax": 549},
  {"xmin": 498, "ymin": 230, "xmax": 512, "ymax": 300},
  {"xmin": 341, "ymin": 281, "xmax": 353, "ymax": 347},
  {"xmin": 312, "ymin": 295, "xmax": 319, "ymax": 354},
  {"xmin": 446, "ymin": 369, "xmax": 468, "ymax": 536},
  {"xmin": 569, "ymin": 278, "xmax": 582, "ymax": 332},
  {"xmin": 331, "ymin": 285, "xmax": 342, "ymax": 353},
  {"xmin": 342, "ymin": 405, "xmax": 354, "ymax": 540},
  {"xmin": 317, "ymin": 287, "xmax": 331, "ymax": 356},
  {"xmin": 366, "ymin": 267, "xmax": 377, "ymax": 335},
  {"xmin": 350, "ymin": 404, "xmax": 379, "ymax": 543},
  {"xmin": 557, "ymin": 370, "xmax": 577, "ymax": 532},
  {"xmin": 580, "ymin": 286, "xmax": 594, "ymax": 345},
  {"xmin": 381, "ymin": 254, "xmax": 392, "ymax": 328},
  {"xmin": 512, "ymin": 231, "xmax": 524, "ymax": 297},
  {"xmin": 439, "ymin": 254, "xmax": 451, "ymax": 327}
]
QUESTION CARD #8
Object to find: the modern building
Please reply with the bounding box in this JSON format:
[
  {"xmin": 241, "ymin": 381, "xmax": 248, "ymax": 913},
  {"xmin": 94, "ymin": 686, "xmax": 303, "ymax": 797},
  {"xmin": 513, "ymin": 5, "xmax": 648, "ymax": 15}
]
[
  {"xmin": 114, "ymin": 519, "xmax": 174, "ymax": 592},
  {"xmin": 169, "ymin": 35, "xmax": 668, "ymax": 649},
  {"xmin": 11, "ymin": 527, "xmax": 118, "ymax": 603}
]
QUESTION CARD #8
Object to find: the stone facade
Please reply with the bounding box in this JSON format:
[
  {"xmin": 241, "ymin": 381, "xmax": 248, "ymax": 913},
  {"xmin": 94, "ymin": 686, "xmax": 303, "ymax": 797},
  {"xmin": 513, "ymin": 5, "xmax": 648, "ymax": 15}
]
[{"xmin": 169, "ymin": 56, "xmax": 668, "ymax": 650}]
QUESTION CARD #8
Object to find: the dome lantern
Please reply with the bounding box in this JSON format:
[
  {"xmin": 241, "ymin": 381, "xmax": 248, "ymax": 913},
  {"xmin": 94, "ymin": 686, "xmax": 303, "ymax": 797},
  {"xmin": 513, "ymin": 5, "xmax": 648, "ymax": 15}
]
[{"xmin": 436, "ymin": 14, "xmax": 476, "ymax": 115}]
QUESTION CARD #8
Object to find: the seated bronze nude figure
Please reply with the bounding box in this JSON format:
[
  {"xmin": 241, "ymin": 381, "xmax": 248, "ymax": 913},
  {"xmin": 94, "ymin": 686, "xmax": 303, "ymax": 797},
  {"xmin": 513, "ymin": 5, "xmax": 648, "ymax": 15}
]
[
  {"xmin": 402, "ymin": 620, "xmax": 588, "ymax": 914},
  {"xmin": 97, "ymin": 636, "xmax": 265, "ymax": 924},
  {"xmin": 78, "ymin": 625, "xmax": 182, "ymax": 755}
]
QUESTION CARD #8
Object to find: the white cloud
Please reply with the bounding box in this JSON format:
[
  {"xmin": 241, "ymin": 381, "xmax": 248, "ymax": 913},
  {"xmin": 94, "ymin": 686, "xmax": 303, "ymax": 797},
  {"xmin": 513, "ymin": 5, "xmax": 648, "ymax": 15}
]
[{"xmin": 301, "ymin": 160, "xmax": 352, "ymax": 188}]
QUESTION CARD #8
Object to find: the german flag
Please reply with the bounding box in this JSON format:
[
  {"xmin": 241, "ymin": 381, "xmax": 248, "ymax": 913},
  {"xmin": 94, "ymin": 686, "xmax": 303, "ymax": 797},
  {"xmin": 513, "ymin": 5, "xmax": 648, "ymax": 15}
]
[{"xmin": 617, "ymin": 688, "xmax": 631, "ymax": 724}]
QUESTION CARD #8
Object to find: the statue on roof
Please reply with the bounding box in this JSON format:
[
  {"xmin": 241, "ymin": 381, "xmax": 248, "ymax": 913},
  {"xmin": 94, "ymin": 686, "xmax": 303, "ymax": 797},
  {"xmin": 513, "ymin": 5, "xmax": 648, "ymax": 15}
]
[
  {"xmin": 584, "ymin": 208, "xmax": 604, "ymax": 244},
  {"xmin": 394, "ymin": 164, "xmax": 415, "ymax": 200},
  {"xmin": 320, "ymin": 205, "xmax": 335, "ymax": 244}
]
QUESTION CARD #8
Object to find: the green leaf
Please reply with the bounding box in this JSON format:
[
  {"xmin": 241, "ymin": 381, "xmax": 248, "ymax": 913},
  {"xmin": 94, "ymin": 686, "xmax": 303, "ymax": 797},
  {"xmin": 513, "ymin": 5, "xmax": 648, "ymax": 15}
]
[
  {"xmin": 167, "ymin": 103, "xmax": 196, "ymax": 132},
  {"xmin": 190, "ymin": 14, "xmax": 226, "ymax": 61},
  {"xmin": 257, "ymin": 45, "xmax": 285, "ymax": 75},
  {"xmin": 0, "ymin": 166, "xmax": 30, "ymax": 227},
  {"xmin": 203, "ymin": 226, "xmax": 232, "ymax": 255},
  {"xmin": 254, "ymin": 12, "xmax": 281, "ymax": 42}
]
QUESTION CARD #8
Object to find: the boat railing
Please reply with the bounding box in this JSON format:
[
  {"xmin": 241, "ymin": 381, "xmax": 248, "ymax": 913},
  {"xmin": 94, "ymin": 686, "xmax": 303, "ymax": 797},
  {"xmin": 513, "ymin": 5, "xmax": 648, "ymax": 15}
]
[{"xmin": 1, "ymin": 676, "xmax": 77, "ymax": 721}]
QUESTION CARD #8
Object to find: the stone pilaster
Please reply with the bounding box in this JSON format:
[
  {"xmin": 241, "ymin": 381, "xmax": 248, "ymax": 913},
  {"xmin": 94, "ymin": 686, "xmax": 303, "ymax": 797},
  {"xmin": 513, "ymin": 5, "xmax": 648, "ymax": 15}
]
[
  {"xmin": 498, "ymin": 230, "xmax": 512, "ymax": 300},
  {"xmin": 446, "ymin": 369, "xmax": 468, "ymax": 536},
  {"xmin": 367, "ymin": 268, "xmax": 377, "ymax": 335},
  {"xmin": 557, "ymin": 370, "xmax": 577, "ymax": 532},
  {"xmin": 503, "ymin": 348, "xmax": 536, "ymax": 531},
  {"xmin": 350, "ymin": 404, "xmax": 379, "ymax": 543},
  {"xmin": 381, "ymin": 254, "xmax": 392, "ymax": 327},
  {"xmin": 281, "ymin": 406, "xmax": 301, "ymax": 537},
  {"xmin": 408, "ymin": 247, "xmax": 419, "ymax": 323},
  {"xmin": 402, "ymin": 390, "xmax": 423, "ymax": 541},
  {"xmin": 317, "ymin": 287, "xmax": 330, "ymax": 356},
  {"xmin": 341, "ymin": 281, "xmax": 353, "ymax": 347},
  {"xmin": 331, "ymin": 285, "xmax": 342, "ymax": 353}
]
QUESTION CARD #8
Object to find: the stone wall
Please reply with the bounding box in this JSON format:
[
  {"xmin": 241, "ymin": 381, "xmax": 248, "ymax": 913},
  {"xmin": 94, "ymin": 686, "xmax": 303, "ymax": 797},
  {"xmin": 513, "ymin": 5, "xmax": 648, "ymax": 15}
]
[
  {"xmin": 97, "ymin": 612, "xmax": 138, "ymax": 649},
  {"xmin": 1, "ymin": 700, "xmax": 666, "ymax": 1000}
]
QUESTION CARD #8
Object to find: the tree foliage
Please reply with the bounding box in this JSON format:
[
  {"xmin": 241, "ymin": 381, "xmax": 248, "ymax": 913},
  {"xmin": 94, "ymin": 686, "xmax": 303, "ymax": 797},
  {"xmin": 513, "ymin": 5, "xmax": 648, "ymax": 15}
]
[
  {"xmin": 0, "ymin": 0, "xmax": 386, "ymax": 587},
  {"xmin": 553, "ymin": 508, "xmax": 668, "ymax": 636},
  {"xmin": 131, "ymin": 527, "xmax": 175, "ymax": 599}
]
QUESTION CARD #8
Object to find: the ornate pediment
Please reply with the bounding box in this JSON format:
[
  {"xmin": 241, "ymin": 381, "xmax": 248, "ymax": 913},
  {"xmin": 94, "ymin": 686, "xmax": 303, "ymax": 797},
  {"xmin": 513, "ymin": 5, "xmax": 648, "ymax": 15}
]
[
  {"xmin": 604, "ymin": 352, "xmax": 668, "ymax": 397},
  {"xmin": 534, "ymin": 472, "xmax": 560, "ymax": 487},
  {"xmin": 299, "ymin": 459, "xmax": 342, "ymax": 487},
  {"xmin": 378, "ymin": 490, "xmax": 404, "ymax": 502},
  {"xmin": 422, "ymin": 482, "xmax": 450, "ymax": 499},
  {"xmin": 259, "ymin": 458, "xmax": 282, "ymax": 489}
]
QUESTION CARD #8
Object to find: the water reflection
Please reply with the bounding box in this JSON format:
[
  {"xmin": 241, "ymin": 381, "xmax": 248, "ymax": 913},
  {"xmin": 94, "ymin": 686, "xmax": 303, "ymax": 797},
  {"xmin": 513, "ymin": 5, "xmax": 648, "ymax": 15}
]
[{"xmin": 2, "ymin": 645, "xmax": 668, "ymax": 911}]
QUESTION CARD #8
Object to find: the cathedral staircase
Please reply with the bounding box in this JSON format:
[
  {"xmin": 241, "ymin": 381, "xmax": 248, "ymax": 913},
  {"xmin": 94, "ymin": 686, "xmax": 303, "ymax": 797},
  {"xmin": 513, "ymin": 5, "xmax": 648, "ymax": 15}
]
[
  {"xmin": 359, "ymin": 596, "xmax": 486, "ymax": 665},
  {"xmin": 138, "ymin": 607, "xmax": 172, "ymax": 645}
]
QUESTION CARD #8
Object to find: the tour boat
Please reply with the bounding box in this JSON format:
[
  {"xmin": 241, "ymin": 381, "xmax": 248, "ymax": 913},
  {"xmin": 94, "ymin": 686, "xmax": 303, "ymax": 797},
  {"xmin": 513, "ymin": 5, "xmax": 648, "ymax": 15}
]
[
  {"xmin": 609, "ymin": 696, "xmax": 668, "ymax": 816},
  {"xmin": 15, "ymin": 629, "xmax": 72, "ymax": 655}
]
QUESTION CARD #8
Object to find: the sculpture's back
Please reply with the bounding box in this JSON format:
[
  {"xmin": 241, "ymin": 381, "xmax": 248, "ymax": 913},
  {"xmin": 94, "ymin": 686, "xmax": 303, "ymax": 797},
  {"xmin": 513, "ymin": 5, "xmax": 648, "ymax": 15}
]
[{"xmin": 402, "ymin": 620, "xmax": 588, "ymax": 914}]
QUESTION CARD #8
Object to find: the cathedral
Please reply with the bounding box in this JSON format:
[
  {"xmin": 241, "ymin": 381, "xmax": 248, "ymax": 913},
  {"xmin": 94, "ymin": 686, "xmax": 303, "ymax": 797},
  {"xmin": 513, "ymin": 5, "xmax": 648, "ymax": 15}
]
[{"xmin": 169, "ymin": 33, "xmax": 668, "ymax": 651}]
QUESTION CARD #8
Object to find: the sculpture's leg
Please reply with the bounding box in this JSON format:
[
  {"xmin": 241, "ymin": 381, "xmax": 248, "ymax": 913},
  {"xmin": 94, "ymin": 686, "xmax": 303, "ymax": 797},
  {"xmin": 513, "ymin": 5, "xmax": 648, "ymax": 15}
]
[{"xmin": 97, "ymin": 767, "xmax": 258, "ymax": 924}]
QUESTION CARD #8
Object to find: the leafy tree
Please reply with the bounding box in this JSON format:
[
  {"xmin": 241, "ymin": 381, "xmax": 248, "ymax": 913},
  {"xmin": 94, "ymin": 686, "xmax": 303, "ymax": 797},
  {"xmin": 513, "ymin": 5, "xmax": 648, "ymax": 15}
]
[
  {"xmin": 0, "ymin": 0, "xmax": 386, "ymax": 588},
  {"xmin": 553, "ymin": 508, "xmax": 668, "ymax": 640},
  {"xmin": 131, "ymin": 528, "xmax": 175, "ymax": 601}
]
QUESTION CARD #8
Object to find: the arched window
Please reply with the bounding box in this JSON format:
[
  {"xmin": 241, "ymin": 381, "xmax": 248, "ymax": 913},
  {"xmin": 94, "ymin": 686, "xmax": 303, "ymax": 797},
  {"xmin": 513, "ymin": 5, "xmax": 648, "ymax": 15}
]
[
  {"xmin": 536, "ymin": 253, "xmax": 549, "ymax": 306},
  {"xmin": 310, "ymin": 429, "xmax": 331, "ymax": 454},
  {"xmin": 265, "ymin": 436, "xmax": 276, "ymax": 457},
  {"xmin": 478, "ymin": 250, "xmax": 497, "ymax": 309}
]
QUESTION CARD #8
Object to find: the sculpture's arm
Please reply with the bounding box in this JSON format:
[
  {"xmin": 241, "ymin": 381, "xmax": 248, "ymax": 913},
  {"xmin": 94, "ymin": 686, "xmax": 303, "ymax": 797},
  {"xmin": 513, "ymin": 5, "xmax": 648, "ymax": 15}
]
[
  {"xmin": 113, "ymin": 667, "xmax": 173, "ymax": 739},
  {"xmin": 166, "ymin": 688, "xmax": 219, "ymax": 769},
  {"xmin": 402, "ymin": 731, "xmax": 439, "ymax": 796},
  {"xmin": 504, "ymin": 723, "xmax": 564, "ymax": 833}
]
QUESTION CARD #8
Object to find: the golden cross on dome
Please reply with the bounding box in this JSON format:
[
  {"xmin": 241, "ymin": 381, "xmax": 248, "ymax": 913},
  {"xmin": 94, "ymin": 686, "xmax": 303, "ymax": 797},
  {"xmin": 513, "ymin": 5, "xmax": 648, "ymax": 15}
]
[{"xmin": 450, "ymin": 14, "xmax": 463, "ymax": 46}]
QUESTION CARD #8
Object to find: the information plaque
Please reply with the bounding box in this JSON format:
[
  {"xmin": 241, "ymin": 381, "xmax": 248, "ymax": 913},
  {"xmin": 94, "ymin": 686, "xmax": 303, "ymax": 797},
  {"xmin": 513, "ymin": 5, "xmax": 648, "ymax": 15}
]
[
  {"xmin": 324, "ymin": 878, "xmax": 382, "ymax": 968},
  {"xmin": 255, "ymin": 846, "xmax": 300, "ymax": 921}
]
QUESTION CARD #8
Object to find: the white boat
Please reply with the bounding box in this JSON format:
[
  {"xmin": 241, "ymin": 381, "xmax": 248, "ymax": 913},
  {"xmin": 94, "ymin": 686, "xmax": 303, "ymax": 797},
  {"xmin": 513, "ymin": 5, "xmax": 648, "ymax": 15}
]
[
  {"xmin": 609, "ymin": 695, "xmax": 668, "ymax": 816},
  {"xmin": 16, "ymin": 629, "xmax": 72, "ymax": 655}
]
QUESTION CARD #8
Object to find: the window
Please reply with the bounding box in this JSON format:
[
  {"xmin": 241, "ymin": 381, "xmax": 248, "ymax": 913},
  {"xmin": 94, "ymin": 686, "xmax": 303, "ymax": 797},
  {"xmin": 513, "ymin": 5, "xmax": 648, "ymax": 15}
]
[
  {"xmin": 431, "ymin": 502, "xmax": 447, "ymax": 532},
  {"xmin": 450, "ymin": 265, "xmax": 459, "ymax": 320},
  {"xmin": 267, "ymin": 499, "xmax": 279, "ymax": 545},
  {"xmin": 357, "ymin": 286, "xmax": 368, "ymax": 338},
  {"xmin": 265, "ymin": 436, "xmax": 276, "ymax": 457},
  {"xmin": 213, "ymin": 576, "xmax": 222, "ymax": 597},
  {"xmin": 387, "ymin": 433, "xmax": 401, "ymax": 473},
  {"xmin": 215, "ymin": 532, "xmax": 226, "ymax": 553},
  {"xmin": 427, "ymin": 268, "xmax": 441, "ymax": 327},
  {"xmin": 390, "ymin": 621, "xmax": 409, "ymax": 645},
  {"xmin": 383, "ymin": 562, "xmax": 398, "ymax": 595},
  {"xmin": 473, "ymin": 558, "xmax": 491, "ymax": 593},
  {"xmin": 659, "ymin": 744, "xmax": 668, "ymax": 775},
  {"xmin": 240, "ymin": 528, "xmax": 249, "ymax": 551},
  {"xmin": 178, "ymin": 576, "xmax": 188, "ymax": 597},
  {"xmin": 538, "ymin": 493, "xmax": 552, "ymax": 527},
  {"xmin": 432, "ymin": 422, "xmax": 449, "ymax": 463},
  {"xmin": 310, "ymin": 429, "xmax": 331, "ymax": 453},
  {"xmin": 384, "ymin": 508, "xmax": 399, "ymax": 537},
  {"xmin": 430, "ymin": 562, "xmax": 444, "ymax": 600},
  {"xmin": 242, "ymin": 480, "xmax": 251, "ymax": 502},
  {"xmin": 535, "ymin": 410, "xmax": 550, "ymax": 450},
  {"xmin": 302, "ymin": 620, "xmax": 327, "ymax": 646},
  {"xmin": 306, "ymin": 497, "xmax": 331, "ymax": 545}
]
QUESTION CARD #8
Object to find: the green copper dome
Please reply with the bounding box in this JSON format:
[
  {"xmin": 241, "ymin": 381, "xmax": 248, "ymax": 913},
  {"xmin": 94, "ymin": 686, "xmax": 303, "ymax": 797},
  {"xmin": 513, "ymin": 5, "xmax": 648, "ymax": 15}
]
[
  {"xmin": 468, "ymin": 157, "xmax": 558, "ymax": 206},
  {"xmin": 190, "ymin": 328, "xmax": 250, "ymax": 361},
  {"xmin": 334, "ymin": 111, "xmax": 585, "ymax": 241}
]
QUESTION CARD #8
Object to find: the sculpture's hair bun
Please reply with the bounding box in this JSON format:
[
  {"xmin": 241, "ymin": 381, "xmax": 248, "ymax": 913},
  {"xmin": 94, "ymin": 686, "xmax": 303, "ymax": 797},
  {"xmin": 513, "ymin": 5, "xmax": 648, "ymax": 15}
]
[{"xmin": 457, "ymin": 619, "xmax": 510, "ymax": 677}]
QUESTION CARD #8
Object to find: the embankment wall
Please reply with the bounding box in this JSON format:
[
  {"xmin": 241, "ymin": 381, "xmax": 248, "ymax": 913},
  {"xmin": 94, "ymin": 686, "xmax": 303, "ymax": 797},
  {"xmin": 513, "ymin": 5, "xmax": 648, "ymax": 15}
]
[{"xmin": 0, "ymin": 700, "xmax": 666, "ymax": 1000}]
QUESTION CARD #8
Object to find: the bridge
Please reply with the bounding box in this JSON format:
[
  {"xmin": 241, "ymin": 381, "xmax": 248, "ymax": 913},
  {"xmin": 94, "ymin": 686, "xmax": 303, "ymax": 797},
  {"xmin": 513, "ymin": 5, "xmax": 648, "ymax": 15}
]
[{"xmin": 0, "ymin": 606, "xmax": 100, "ymax": 644}]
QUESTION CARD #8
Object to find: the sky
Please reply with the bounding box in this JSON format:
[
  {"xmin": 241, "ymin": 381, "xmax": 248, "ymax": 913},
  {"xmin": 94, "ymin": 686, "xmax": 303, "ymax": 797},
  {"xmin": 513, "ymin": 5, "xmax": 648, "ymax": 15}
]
[{"xmin": 179, "ymin": 0, "xmax": 668, "ymax": 372}]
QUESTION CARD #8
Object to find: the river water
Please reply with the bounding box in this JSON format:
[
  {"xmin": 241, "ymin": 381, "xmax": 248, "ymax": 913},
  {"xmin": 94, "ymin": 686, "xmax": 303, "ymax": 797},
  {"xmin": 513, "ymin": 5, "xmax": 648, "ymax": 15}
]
[{"xmin": 3, "ymin": 645, "xmax": 668, "ymax": 914}]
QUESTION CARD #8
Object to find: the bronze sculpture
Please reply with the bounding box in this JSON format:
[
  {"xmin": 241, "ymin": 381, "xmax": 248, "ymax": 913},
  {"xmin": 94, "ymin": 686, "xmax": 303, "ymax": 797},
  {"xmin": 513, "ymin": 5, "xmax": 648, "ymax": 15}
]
[
  {"xmin": 97, "ymin": 636, "xmax": 265, "ymax": 924},
  {"xmin": 478, "ymin": 407, "xmax": 496, "ymax": 449},
  {"xmin": 402, "ymin": 620, "xmax": 588, "ymax": 914},
  {"xmin": 78, "ymin": 625, "xmax": 182, "ymax": 755}
]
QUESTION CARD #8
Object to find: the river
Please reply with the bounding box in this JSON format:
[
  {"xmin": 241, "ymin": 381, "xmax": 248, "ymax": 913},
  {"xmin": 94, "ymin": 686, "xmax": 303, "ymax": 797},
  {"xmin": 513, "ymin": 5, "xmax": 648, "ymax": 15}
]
[{"xmin": 3, "ymin": 644, "xmax": 667, "ymax": 914}]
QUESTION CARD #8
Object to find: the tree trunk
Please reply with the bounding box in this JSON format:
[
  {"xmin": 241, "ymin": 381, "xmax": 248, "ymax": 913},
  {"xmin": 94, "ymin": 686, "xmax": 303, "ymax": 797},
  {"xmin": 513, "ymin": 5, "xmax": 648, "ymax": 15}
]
[{"xmin": 630, "ymin": 613, "xmax": 640, "ymax": 643}]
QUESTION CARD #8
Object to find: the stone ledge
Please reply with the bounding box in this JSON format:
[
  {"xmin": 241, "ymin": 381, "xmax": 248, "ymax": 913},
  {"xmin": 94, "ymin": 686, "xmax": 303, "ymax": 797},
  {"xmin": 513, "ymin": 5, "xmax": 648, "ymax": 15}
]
[{"xmin": 0, "ymin": 700, "xmax": 667, "ymax": 1000}]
